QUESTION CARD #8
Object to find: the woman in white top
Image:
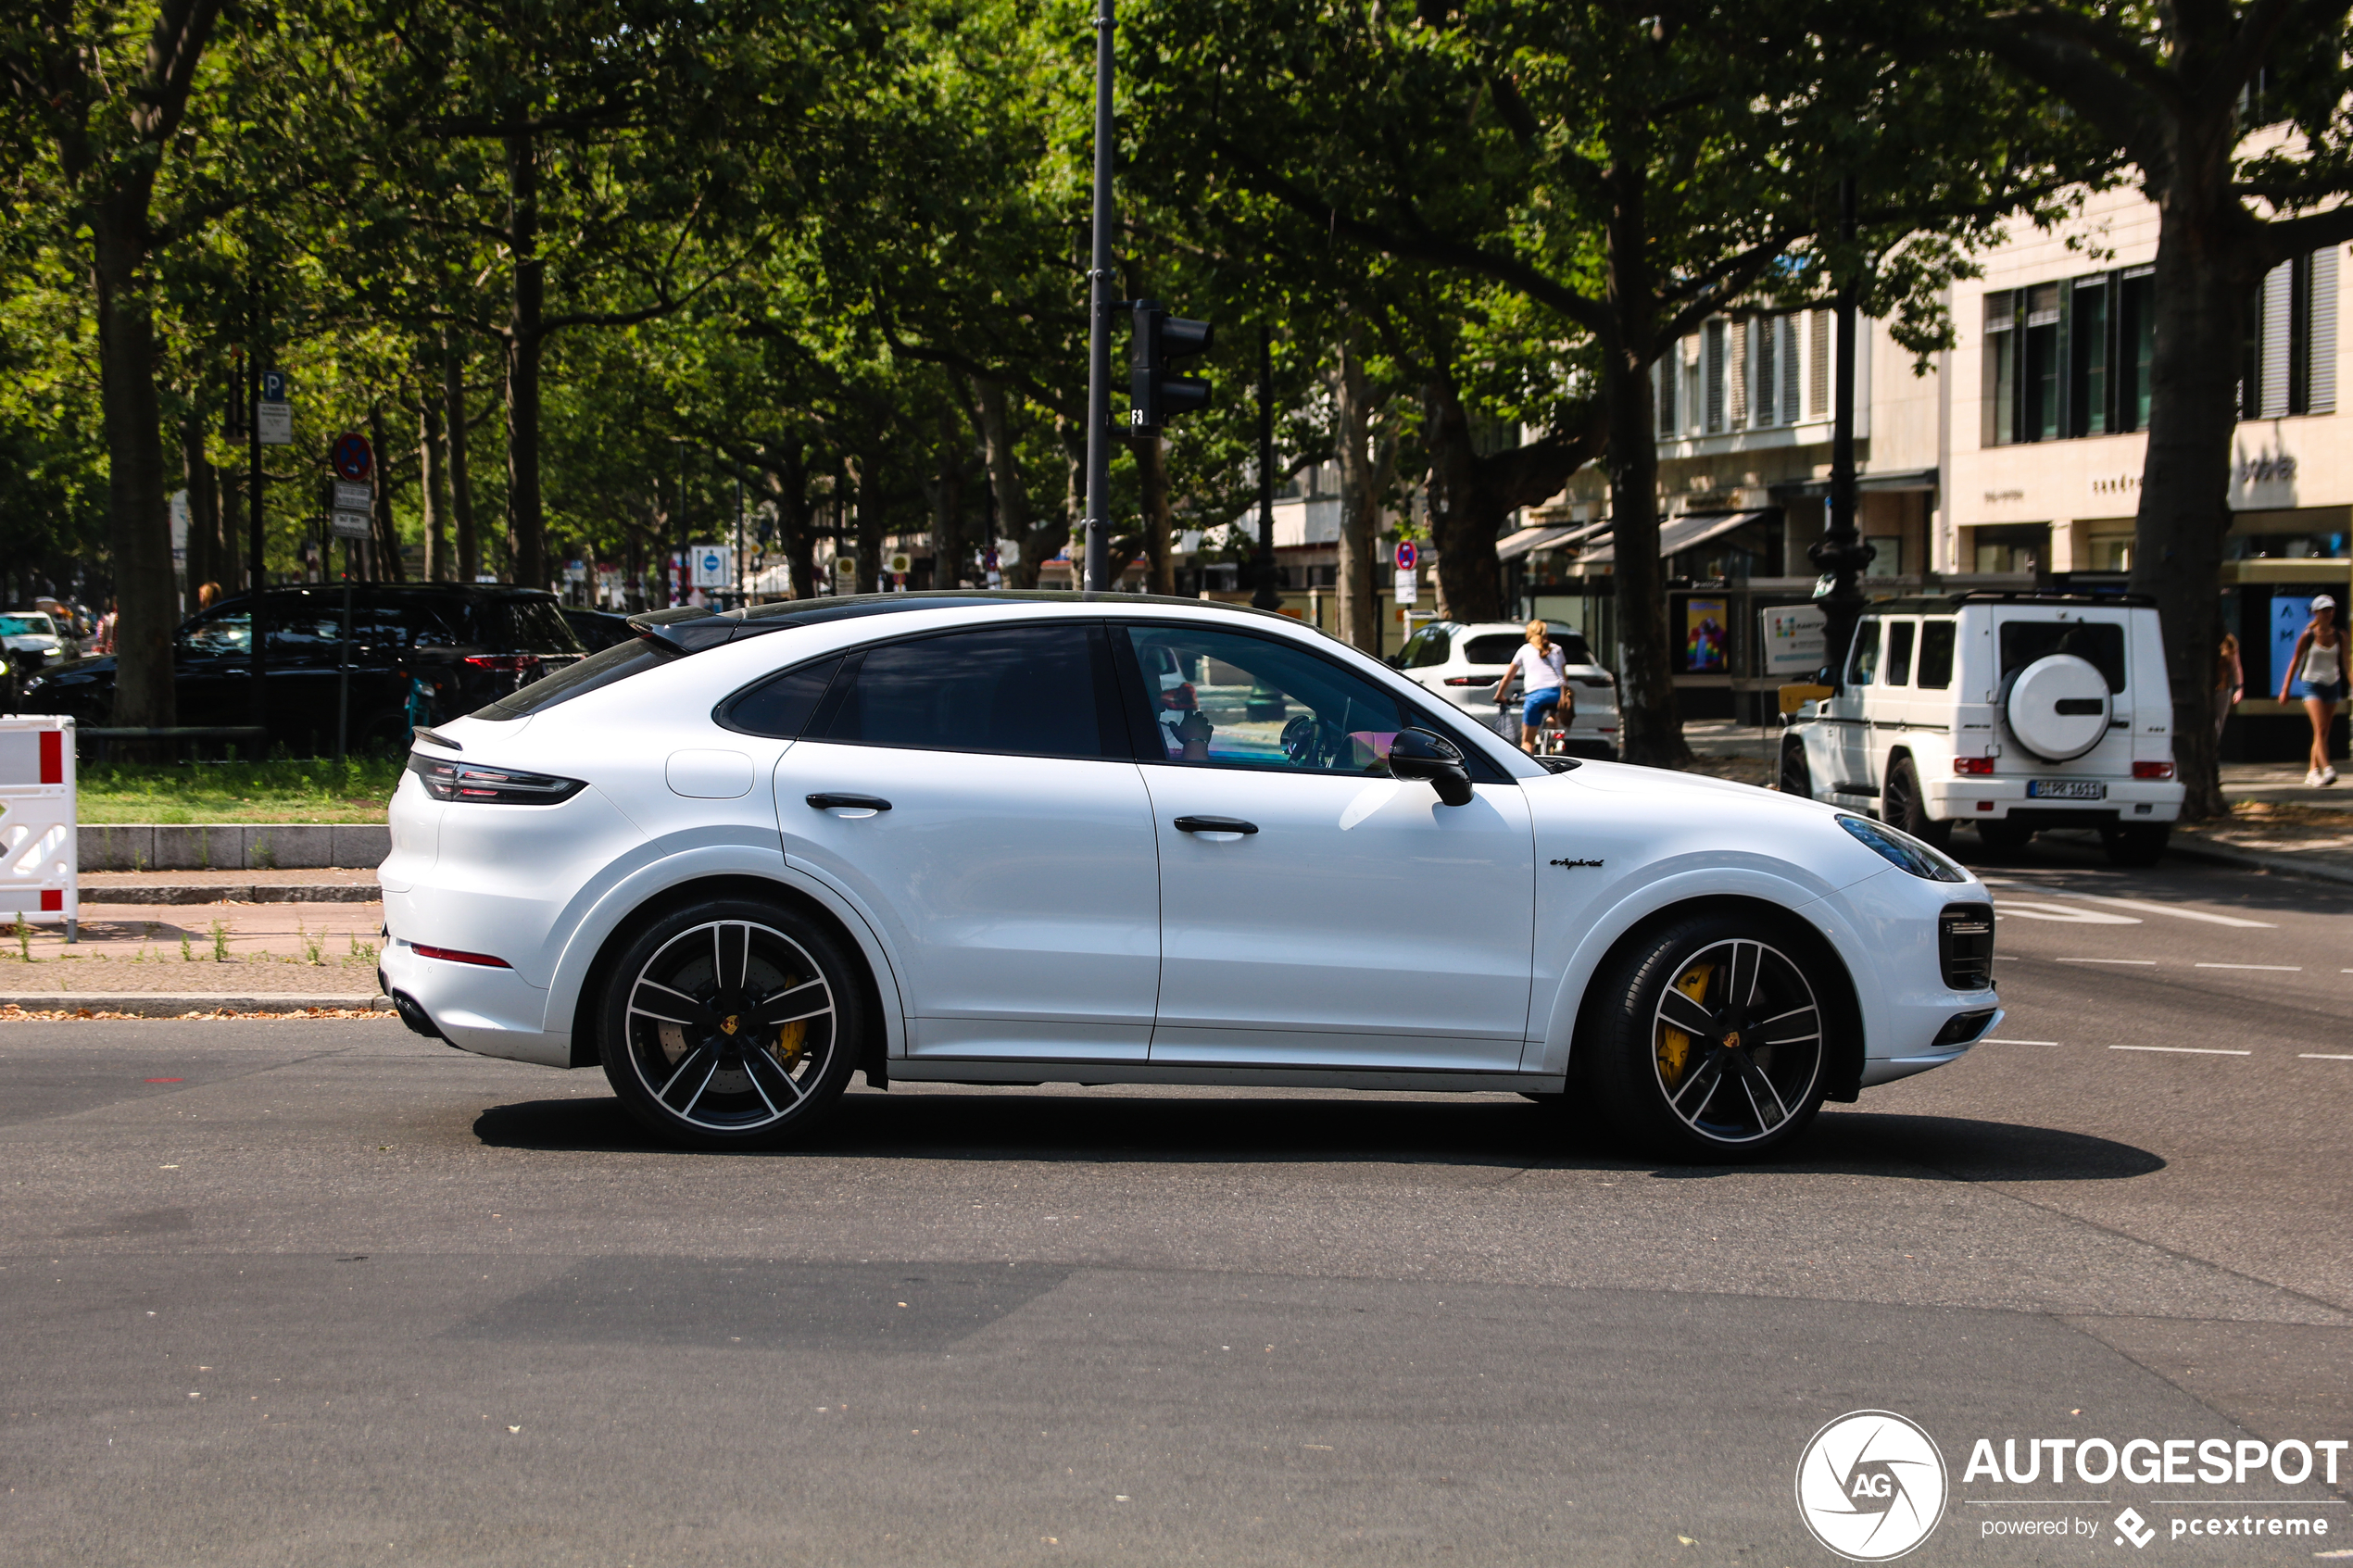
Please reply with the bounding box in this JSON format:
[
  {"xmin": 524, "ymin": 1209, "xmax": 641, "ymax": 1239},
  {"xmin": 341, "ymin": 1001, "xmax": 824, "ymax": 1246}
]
[
  {"xmin": 2277, "ymin": 593, "xmax": 2344, "ymax": 786},
  {"xmin": 1491, "ymin": 620, "xmax": 1571, "ymax": 755}
]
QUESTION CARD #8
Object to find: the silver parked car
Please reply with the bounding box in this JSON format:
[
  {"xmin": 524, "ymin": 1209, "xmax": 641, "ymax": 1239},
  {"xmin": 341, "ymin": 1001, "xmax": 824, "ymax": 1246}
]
[{"xmin": 1393, "ymin": 620, "xmax": 1620, "ymax": 759}]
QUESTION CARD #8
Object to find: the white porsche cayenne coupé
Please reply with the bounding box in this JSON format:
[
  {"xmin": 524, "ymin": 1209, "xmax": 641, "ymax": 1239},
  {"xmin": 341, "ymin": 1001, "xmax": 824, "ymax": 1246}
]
[{"xmin": 379, "ymin": 594, "xmax": 2000, "ymax": 1159}]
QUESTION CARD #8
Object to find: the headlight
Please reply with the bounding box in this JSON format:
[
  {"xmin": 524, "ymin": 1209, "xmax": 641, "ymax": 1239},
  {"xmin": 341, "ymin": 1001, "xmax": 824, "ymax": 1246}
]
[
  {"xmin": 1838, "ymin": 814, "xmax": 1968, "ymax": 883},
  {"xmin": 407, "ymin": 754, "xmax": 585, "ymax": 805}
]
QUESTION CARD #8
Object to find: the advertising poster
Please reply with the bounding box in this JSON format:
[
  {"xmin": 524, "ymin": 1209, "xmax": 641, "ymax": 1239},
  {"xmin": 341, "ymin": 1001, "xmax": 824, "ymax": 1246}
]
[
  {"xmin": 1684, "ymin": 596, "xmax": 1728, "ymax": 671},
  {"xmin": 1761, "ymin": 603, "xmax": 1828, "ymax": 674}
]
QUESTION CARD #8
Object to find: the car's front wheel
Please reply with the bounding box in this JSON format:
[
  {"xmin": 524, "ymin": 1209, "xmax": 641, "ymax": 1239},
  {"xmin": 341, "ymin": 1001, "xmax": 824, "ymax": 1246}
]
[
  {"xmin": 1779, "ymin": 735, "xmax": 1814, "ymax": 797},
  {"xmin": 1581, "ymin": 912, "xmax": 1832, "ymax": 1160},
  {"xmin": 598, "ymin": 898, "xmax": 864, "ymax": 1150}
]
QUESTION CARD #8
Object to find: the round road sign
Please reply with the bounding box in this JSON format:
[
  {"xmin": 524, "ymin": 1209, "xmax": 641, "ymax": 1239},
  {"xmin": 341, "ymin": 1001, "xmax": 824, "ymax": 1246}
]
[
  {"xmin": 1394, "ymin": 541, "xmax": 1417, "ymax": 571},
  {"xmin": 331, "ymin": 433, "xmax": 373, "ymax": 482}
]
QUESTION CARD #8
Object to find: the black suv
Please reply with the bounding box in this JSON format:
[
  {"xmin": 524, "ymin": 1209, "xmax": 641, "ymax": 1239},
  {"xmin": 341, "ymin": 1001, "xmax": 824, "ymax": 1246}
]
[{"xmin": 21, "ymin": 583, "xmax": 585, "ymax": 753}]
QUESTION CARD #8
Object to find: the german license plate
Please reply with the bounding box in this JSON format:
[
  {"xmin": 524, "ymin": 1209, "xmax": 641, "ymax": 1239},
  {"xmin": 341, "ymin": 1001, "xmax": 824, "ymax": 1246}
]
[{"xmin": 2027, "ymin": 778, "xmax": 2105, "ymax": 800}]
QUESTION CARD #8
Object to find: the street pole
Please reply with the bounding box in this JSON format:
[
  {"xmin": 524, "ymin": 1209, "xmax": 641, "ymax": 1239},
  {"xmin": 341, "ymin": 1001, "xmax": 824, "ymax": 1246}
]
[
  {"xmin": 1079, "ymin": 0, "xmax": 1116, "ymax": 594},
  {"xmin": 335, "ymin": 541, "xmax": 352, "ymax": 766},
  {"xmin": 1808, "ymin": 175, "xmax": 1875, "ymax": 688},
  {"xmin": 734, "ymin": 471, "xmax": 745, "ymax": 607},
  {"xmin": 246, "ymin": 265, "xmax": 268, "ymax": 749},
  {"xmin": 1251, "ymin": 325, "xmax": 1282, "ymax": 610}
]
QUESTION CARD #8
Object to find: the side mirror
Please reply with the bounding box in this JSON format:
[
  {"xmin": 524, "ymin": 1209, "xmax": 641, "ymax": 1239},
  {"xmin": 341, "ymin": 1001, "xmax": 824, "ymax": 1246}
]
[
  {"xmin": 1383, "ymin": 655, "xmax": 1404, "ymax": 669},
  {"xmin": 1389, "ymin": 726, "xmax": 1474, "ymax": 807}
]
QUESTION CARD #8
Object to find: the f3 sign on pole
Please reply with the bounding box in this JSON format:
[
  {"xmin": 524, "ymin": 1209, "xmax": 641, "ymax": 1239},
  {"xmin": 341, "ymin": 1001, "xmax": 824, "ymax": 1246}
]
[{"xmin": 1080, "ymin": 0, "xmax": 1117, "ymax": 594}]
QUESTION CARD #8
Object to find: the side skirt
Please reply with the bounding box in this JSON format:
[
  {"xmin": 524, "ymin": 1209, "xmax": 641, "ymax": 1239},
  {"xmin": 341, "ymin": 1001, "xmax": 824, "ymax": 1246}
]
[{"xmin": 887, "ymin": 1059, "xmax": 1568, "ymax": 1095}]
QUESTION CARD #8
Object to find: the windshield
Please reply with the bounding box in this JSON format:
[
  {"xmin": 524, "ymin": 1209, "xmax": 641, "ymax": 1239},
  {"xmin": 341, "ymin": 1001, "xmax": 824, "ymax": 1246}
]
[{"xmin": 2000, "ymin": 620, "xmax": 2126, "ymax": 692}]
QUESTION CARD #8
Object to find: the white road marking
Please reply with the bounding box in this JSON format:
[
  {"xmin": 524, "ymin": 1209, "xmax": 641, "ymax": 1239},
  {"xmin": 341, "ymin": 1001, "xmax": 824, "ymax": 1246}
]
[
  {"xmin": 2055, "ymin": 958, "xmax": 2157, "ymax": 965},
  {"xmin": 1995, "ymin": 900, "xmax": 2143, "ymax": 924},
  {"xmin": 2045, "ymin": 891, "xmax": 2277, "ymax": 928},
  {"xmin": 2108, "ymin": 1045, "xmax": 2251, "ymax": 1056},
  {"xmin": 1985, "ymin": 1038, "xmax": 2061, "ymax": 1046},
  {"xmin": 2299, "ymin": 1053, "xmax": 2353, "ymax": 1061},
  {"xmin": 2193, "ymin": 962, "xmax": 2301, "ymax": 972}
]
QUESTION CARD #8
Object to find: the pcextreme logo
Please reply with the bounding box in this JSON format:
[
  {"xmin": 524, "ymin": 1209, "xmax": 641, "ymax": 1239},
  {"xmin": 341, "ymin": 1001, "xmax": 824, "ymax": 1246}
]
[{"xmin": 1795, "ymin": 1410, "xmax": 1951, "ymax": 1562}]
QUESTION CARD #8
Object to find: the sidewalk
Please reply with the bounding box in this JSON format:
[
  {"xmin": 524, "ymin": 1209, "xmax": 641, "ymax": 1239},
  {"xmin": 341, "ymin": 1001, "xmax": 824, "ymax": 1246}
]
[{"xmin": 0, "ymin": 897, "xmax": 390, "ymax": 1001}]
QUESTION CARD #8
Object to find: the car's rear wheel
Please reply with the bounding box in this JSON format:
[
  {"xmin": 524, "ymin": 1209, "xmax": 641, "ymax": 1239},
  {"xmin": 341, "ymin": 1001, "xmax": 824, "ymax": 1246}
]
[
  {"xmin": 1582, "ymin": 912, "xmax": 1831, "ymax": 1160},
  {"xmin": 1779, "ymin": 735, "xmax": 1814, "ymax": 797},
  {"xmin": 1882, "ymin": 756, "xmax": 1953, "ymax": 849},
  {"xmin": 598, "ymin": 898, "xmax": 863, "ymax": 1150},
  {"xmin": 2100, "ymin": 822, "xmax": 2170, "ymax": 867}
]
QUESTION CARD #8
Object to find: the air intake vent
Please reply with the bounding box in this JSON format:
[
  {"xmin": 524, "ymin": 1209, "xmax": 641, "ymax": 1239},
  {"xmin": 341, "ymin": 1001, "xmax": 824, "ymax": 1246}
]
[{"xmin": 1939, "ymin": 903, "xmax": 1995, "ymax": 991}]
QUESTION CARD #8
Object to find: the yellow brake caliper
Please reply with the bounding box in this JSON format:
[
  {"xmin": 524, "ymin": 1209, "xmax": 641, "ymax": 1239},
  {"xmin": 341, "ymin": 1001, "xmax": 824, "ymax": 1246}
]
[{"xmin": 1656, "ymin": 963, "xmax": 1714, "ymax": 1091}]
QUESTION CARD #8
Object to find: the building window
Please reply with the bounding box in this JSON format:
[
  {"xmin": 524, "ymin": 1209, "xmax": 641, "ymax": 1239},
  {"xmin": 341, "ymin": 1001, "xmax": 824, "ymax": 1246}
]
[
  {"xmin": 1807, "ymin": 308, "xmax": 1831, "ymax": 417},
  {"xmin": 1755, "ymin": 317, "xmax": 1778, "ymax": 429},
  {"xmin": 2025, "ymin": 283, "xmax": 2063, "ymax": 442},
  {"xmin": 2119, "ymin": 269, "xmax": 2154, "ymax": 431},
  {"xmin": 2070, "ymin": 276, "xmax": 2108, "ymax": 436},
  {"xmin": 1984, "ymin": 294, "xmax": 2018, "ymax": 446},
  {"xmin": 1780, "ymin": 317, "xmax": 1803, "ymax": 423},
  {"xmin": 1705, "ymin": 320, "xmax": 1727, "ymax": 433},
  {"xmin": 1729, "ymin": 319, "xmax": 1750, "ymax": 428},
  {"xmin": 1655, "ymin": 346, "xmax": 1679, "ymax": 437}
]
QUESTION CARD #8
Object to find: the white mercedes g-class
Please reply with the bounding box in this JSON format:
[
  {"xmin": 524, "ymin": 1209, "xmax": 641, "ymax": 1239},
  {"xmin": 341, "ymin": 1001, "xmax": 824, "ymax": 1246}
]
[{"xmin": 1780, "ymin": 593, "xmax": 2185, "ymax": 865}]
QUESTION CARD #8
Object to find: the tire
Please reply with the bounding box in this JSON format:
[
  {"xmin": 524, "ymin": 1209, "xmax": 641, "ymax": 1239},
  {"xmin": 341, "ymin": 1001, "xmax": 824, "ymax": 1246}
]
[
  {"xmin": 1976, "ymin": 819, "xmax": 2035, "ymax": 851},
  {"xmin": 1881, "ymin": 756, "xmax": 1954, "ymax": 849},
  {"xmin": 598, "ymin": 897, "xmax": 866, "ymax": 1150},
  {"xmin": 1582, "ymin": 911, "xmax": 1831, "ymax": 1160},
  {"xmin": 2100, "ymin": 822, "xmax": 2170, "ymax": 867},
  {"xmin": 1779, "ymin": 735, "xmax": 1814, "ymax": 797}
]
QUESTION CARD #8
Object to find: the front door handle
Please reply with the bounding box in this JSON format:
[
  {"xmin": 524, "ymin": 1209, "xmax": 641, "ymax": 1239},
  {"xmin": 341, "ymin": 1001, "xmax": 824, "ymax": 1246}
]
[
  {"xmin": 1174, "ymin": 815, "xmax": 1258, "ymax": 834},
  {"xmin": 807, "ymin": 793, "xmax": 892, "ymax": 812}
]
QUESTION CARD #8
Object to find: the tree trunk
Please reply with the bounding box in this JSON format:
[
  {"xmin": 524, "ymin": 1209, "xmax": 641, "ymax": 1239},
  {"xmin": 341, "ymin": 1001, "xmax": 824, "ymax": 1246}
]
[
  {"xmin": 1420, "ymin": 376, "xmax": 1514, "ymax": 625},
  {"xmin": 852, "ymin": 458, "xmax": 883, "ymax": 594},
  {"xmin": 929, "ymin": 407, "xmax": 966, "ymax": 589},
  {"xmin": 2131, "ymin": 184, "xmax": 2254, "ymax": 822},
  {"xmin": 92, "ymin": 226, "xmax": 176, "ymax": 727},
  {"xmin": 975, "ymin": 380, "xmax": 1056, "ymax": 589},
  {"xmin": 220, "ymin": 472, "xmax": 246, "ymax": 595},
  {"xmin": 368, "ymin": 404, "xmax": 406, "ymax": 582},
  {"xmin": 443, "ymin": 334, "xmax": 480, "ymax": 583},
  {"xmin": 1332, "ymin": 337, "xmax": 1387, "ymax": 653},
  {"xmin": 180, "ymin": 405, "xmax": 217, "ymax": 611},
  {"xmin": 502, "ymin": 132, "xmax": 547, "ymax": 590},
  {"xmin": 1136, "ymin": 434, "xmax": 1175, "ymax": 595},
  {"xmin": 419, "ymin": 380, "xmax": 449, "ymax": 582}
]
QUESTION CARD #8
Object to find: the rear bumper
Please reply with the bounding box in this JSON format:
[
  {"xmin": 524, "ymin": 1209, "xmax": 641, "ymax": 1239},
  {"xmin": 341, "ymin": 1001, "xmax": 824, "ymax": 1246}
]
[
  {"xmin": 379, "ymin": 939, "xmax": 567, "ymax": 1068},
  {"xmin": 1923, "ymin": 777, "xmax": 2183, "ymax": 823}
]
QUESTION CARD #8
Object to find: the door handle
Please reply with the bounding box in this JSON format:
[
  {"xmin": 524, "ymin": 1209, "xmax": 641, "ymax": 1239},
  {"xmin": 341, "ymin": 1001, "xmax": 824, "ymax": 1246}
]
[
  {"xmin": 807, "ymin": 793, "xmax": 892, "ymax": 812},
  {"xmin": 1174, "ymin": 815, "xmax": 1258, "ymax": 834}
]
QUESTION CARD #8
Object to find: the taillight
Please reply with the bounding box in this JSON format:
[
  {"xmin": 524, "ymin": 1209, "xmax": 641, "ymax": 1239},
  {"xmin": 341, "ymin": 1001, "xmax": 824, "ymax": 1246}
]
[
  {"xmin": 407, "ymin": 754, "xmax": 585, "ymax": 805},
  {"xmin": 411, "ymin": 944, "xmax": 510, "ymax": 968},
  {"xmin": 464, "ymin": 655, "xmax": 543, "ymax": 673},
  {"xmin": 1953, "ymin": 757, "xmax": 1995, "ymax": 775},
  {"xmin": 1442, "ymin": 676, "xmax": 1487, "ymax": 686},
  {"xmin": 2133, "ymin": 760, "xmax": 2175, "ymax": 780}
]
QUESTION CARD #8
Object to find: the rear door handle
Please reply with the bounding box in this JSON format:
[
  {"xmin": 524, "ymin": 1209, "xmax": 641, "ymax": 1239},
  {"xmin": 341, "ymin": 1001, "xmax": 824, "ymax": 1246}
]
[
  {"xmin": 807, "ymin": 793, "xmax": 892, "ymax": 812},
  {"xmin": 1174, "ymin": 815, "xmax": 1258, "ymax": 834}
]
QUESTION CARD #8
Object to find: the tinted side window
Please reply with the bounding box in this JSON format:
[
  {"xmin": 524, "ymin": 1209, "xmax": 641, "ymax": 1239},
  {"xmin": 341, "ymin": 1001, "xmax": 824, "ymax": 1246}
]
[
  {"xmin": 178, "ymin": 610, "xmax": 250, "ymax": 655},
  {"xmin": 1121, "ymin": 624, "xmax": 1417, "ymax": 776},
  {"xmin": 1845, "ymin": 621, "xmax": 1882, "ymax": 685},
  {"xmin": 720, "ymin": 657, "xmax": 843, "ymax": 738},
  {"xmin": 816, "ymin": 624, "xmax": 1109, "ymax": 759},
  {"xmin": 2000, "ymin": 621, "xmax": 2126, "ymax": 692},
  {"xmin": 1883, "ymin": 621, "xmax": 1916, "ymax": 686},
  {"xmin": 1917, "ymin": 621, "xmax": 1957, "ymax": 689},
  {"xmin": 488, "ymin": 597, "xmax": 585, "ymax": 654}
]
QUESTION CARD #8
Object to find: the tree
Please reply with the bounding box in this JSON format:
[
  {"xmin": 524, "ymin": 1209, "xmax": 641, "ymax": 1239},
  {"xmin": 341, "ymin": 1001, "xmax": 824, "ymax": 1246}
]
[{"xmin": 1956, "ymin": 0, "xmax": 2353, "ymax": 818}]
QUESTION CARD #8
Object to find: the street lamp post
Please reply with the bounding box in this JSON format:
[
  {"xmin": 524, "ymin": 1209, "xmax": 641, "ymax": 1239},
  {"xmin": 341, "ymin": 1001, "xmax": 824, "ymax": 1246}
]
[
  {"xmin": 1252, "ymin": 326, "xmax": 1283, "ymax": 611},
  {"xmin": 1079, "ymin": 0, "xmax": 1117, "ymax": 594},
  {"xmin": 1808, "ymin": 176, "xmax": 1876, "ymax": 688}
]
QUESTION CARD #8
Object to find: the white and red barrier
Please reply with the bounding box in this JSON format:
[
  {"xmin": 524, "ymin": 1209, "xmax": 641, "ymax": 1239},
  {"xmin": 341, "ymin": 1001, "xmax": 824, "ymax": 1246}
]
[{"xmin": 0, "ymin": 716, "xmax": 77, "ymax": 940}]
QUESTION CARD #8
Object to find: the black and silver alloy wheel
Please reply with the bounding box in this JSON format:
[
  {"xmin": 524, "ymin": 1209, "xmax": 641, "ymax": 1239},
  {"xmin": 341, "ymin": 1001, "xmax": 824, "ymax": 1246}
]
[
  {"xmin": 1584, "ymin": 913, "xmax": 1832, "ymax": 1159},
  {"xmin": 599, "ymin": 899, "xmax": 862, "ymax": 1148}
]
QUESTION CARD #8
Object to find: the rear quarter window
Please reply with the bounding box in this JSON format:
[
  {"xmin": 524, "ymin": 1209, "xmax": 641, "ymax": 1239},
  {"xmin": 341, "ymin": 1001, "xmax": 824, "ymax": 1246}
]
[{"xmin": 1999, "ymin": 620, "xmax": 2126, "ymax": 692}]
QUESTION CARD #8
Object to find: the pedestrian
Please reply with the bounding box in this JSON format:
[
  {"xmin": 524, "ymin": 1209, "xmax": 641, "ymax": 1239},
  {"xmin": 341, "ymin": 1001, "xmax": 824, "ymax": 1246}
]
[
  {"xmin": 196, "ymin": 581, "xmax": 220, "ymax": 610},
  {"xmin": 2214, "ymin": 631, "xmax": 2243, "ymax": 746},
  {"xmin": 1492, "ymin": 619, "xmax": 1571, "ymax": 756},
  {"xmin": 2277, "ymin": 594, "xmax": 2344, "ymax": 786},
  {"xmin": 90, "ymin": 599, "xmax": 117, "ymax": 655}
]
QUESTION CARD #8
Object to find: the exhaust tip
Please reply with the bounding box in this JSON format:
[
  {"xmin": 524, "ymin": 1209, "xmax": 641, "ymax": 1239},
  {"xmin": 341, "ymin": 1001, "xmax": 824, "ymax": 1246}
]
[{"xmin": 390, "ymin": 990, "xmax": 446, "ymax": 1042}]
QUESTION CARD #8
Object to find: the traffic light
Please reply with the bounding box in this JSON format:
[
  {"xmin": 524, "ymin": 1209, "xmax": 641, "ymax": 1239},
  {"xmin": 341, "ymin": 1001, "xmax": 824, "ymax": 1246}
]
[{"xmin": 1130, "ymin": 299, "xmax": 1213, "ymax": 431}]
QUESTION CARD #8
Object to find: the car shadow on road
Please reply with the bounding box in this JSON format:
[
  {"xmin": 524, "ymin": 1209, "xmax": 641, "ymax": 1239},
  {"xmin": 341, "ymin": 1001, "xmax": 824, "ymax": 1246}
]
[{"xmin": 471, "ymin": 1092, "xmax": 2164, "ymax": 1184}]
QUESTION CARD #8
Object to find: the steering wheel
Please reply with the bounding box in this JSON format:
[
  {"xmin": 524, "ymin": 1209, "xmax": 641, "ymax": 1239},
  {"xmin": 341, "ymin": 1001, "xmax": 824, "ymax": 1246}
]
[{"xmin": 1280, "ymin": 714, "xmax": 1323, "ymax": 766}]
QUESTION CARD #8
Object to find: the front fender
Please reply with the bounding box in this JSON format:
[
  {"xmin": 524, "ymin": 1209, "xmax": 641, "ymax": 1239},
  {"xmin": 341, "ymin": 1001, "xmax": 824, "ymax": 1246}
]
[
  {"xmin": 1522, "ymin": 865, "xmax": 1884, "ymax": 1078},
  {"xmin": 538, "ymin": 833, "xmax": 910, "ymax": 1066}
]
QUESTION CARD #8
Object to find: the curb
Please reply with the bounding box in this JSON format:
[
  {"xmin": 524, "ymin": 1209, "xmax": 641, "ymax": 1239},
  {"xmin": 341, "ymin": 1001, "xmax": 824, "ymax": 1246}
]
[
  {"xmin": 2163, "ymin": 835, "xmax": 2353, "ymax": 888},
  {"xmin": 0, "ymin": 993, "xmax": 395, "ymax": 1016},
  {"xmin": 81, "ymin": 884, "xmax": 381, "ymax": 907}
]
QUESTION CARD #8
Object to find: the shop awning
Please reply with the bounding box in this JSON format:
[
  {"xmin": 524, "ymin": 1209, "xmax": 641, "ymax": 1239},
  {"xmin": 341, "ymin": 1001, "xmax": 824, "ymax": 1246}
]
[
  {"xmin": 1495, "ymin": 519, "xmax": 1610, "ymax": 561},
  {"xmin": 1579, "ymin": 510, "xmax": 1769, "ymax": 565}
]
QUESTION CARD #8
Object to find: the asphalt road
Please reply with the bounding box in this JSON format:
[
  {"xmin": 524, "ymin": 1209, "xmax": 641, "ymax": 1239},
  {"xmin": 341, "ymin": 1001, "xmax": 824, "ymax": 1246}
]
[{"xmin": 2, "ymin": 842, "xmax": 2348, "ymax": 1566}]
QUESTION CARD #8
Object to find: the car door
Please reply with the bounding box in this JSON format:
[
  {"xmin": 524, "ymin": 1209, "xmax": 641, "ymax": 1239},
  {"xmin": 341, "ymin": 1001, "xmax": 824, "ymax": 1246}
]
[
  {"xmin": 1871, "ymin": 616, "xmax": 1918, "ymax": 787},
  {"xmin": 1833, "ymin": 617, "xmax": 1882, "ymax": 795},
  {"xmin": 170, "ymin": 605, "xmax": 252, "ymax": 726},
  {"xmin": 1116, "ymin": 621, "xmax": 1535, "ymax": 1073},
  {"xmin": 767, "ymin": 619, "xmax": 1162, "ymax": 1063}
]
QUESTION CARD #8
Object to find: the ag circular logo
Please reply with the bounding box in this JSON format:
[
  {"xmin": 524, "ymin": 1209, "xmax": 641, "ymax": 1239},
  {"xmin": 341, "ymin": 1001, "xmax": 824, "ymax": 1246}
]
[{"xmin": 1795, "ymin": 1410, "xmax": 1947, "ymax": 1561}]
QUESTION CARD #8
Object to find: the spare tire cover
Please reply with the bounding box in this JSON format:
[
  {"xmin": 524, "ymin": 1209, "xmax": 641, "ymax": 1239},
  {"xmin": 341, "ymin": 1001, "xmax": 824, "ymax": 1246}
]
[{"xmin": 2004, "ymin": 653, "xmax": 2111, "ymax": 761}]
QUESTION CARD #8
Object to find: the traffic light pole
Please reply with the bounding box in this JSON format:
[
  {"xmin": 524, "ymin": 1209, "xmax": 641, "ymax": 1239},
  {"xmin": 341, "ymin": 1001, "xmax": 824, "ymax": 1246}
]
[{"xmin": 1079, "ymin": 0, "xmax": 1116, "ymax": 594}]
